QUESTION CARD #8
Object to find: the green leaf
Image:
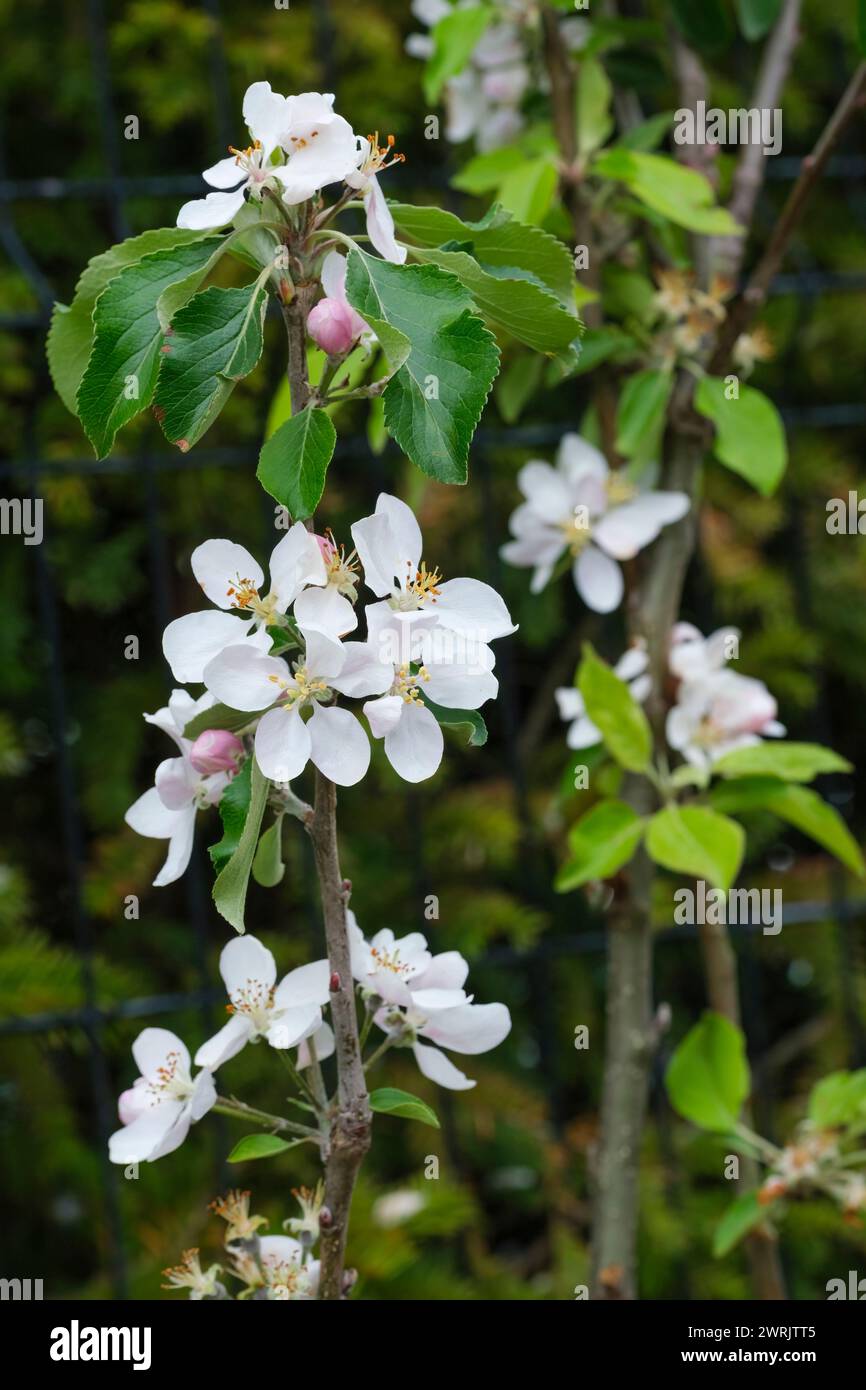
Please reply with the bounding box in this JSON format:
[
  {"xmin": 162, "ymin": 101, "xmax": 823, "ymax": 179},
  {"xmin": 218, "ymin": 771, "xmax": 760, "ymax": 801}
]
[
  {"xmin": 390, "ymin": 201, "xmax": 575, "ymax": 304},
  {"xmin": 593, "ymin": 149, "xmax": 742, "ymax": 235},
  {"xmin": 572, "ymin": 326, "xmax": 637, "ymax": 376},
  {"xmin": 424, "ymin": 6, "xmax": 492, "ymax": 102},
  {"xmin": 256, "ymin": 407, "xmax": 337, "ymax": 519},
  {"xmin": 46, "ymin": 227, "xmax": 214, "ymax": 418},
  {"xmin": 555, "ymin": 799, "xmax": 645, "ymax": 891},
  {"xmin": 184, "ymin": 702, "xmax": 254, "ymax": 741},
  {"xmin": 615, "ymin": 111, "xmax": 674, "ymax": 152},
  {"xmin": 712, "ymin": 741, "xmax": 853, "ymax": 783},
  {"xmin": 666, "ymin": 1012, "xmax": 750, "ymax": 1133},
  {"xmin": 496, "ymin": 156, "xmax": 558, "ymax": 226},
  {"xmin": 670, "ymin": 0, "xmax": 734, "ymax": 51},
  {"xmin": 409, "ymin": 245, "xmax": 580, "ymax": 354},
  {"xmin": 576, "ymin": 57, "xmax": 614, "ymax": 157},
  {"xmin": 808, "ymin": 1071, "xmax": 866, "ymax": 1128},
  {"xmin": 614, "ymin": 367, "xmax": 673, "ymax": 461},
  {"xmin": 646, "ymin": 805, "xmax": 745, "ymax": 891},
  {"xmin": 213, "ymin": 757, "xmax": 270, "ymax": 932},
  {"xmin": 695, "ymin": 376, "xmax": 787, "ymax": 496},
  {"xmin": 345, "ymin": 247, "xmax": 499, "ymax": 485},
  {"xmin": 208, "ymin": 758, "xmax": 252, "ymax": 872},
  {"xmin": 369, "ymin": 1087, "xmax": 440, "ymax": 1129},
  {"xmin": 451, "ymin": 145, "xmax": 525, "ymax": 194},
  {"xmin": 252, "ymin": 815, "xmax": 286, "ymax": 888},
  {"xmin": 713, "ymin": 1190, "xmax": 767, "ymax": 1257},
  {"xmin": 735, "ymin": 0, "xmax": 783, "ymax": 41},
  {"xmin": 76, "ymin": 236, "xmax": 225, "ymax": 456},
  {"xmin": 756, "ymin": 784, "xmax": 865, "ymax": 877},
  {"xmin": 154, "ymin": 278, "xmax": 268, "ymax": 450},
  {"xmin": 421, "ymin": 696, "xmax": 488, "ymax": 747},
  {"xmin": 227, "ymin": 1133, "xmax": 295, "ymax": 1163},
  {"xmin": 577, "ymin": 644, "xmax": 652, "ymax": 773}
]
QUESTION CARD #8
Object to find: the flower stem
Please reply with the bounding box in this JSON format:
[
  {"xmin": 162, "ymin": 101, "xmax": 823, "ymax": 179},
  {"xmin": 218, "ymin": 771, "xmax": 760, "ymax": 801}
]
[{"xmin": 214, "ymin": 1097, "xmax": 317, "ymax": 1140}]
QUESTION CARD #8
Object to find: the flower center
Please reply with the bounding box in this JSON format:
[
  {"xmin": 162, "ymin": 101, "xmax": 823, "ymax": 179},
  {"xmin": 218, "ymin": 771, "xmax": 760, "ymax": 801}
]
[
  {"xmin": 226, "ymin": 575, "xmax": 279, "ymax": 626},
  {"xmin": 606, "ymin": 475, "xmax": 637, "ymax": 507},
  {"xmin": 559, "ymin": 511, "xmax": 592, "ymax": 556},
  {"xmin": 362, "ymin": 132, "xmax": 406, "ymax": 177},
  {"xmin": 392, "ymin": 560, "xmax": 443, "ymax": 611},
  {"xmin": 267, "ymin": 662, "xmax": 331, "ymax": 710},
  {"xmin": 228, "ymin": 140, "xmax": 265, "ymax": 180},
  {"xmin": 148, "ymin": 1050, "xmax": 193, "ymax": 1103},
  {"xmin": 390, "ymin": 664, "xmax": 430, "ymax": 703},
  {"xmin": 370, "ymin": 945, "xmax": 412, "ymax": 976},
  {"xmin": 322, "ymin": 532, "xmax": 360, "ymax": 599},
  {"xmin": 227, "ymin": 977, "xmax": 275, "ymax": 1034}
]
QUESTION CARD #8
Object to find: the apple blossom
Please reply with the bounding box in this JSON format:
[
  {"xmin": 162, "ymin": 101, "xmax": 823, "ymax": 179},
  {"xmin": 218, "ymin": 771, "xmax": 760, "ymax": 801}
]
[
  {"xmin": 162, "ymin": 1249, "xmax": 225, "ymax": 1300},
  {"xmin": 345, "ymin": 133, "xmax": 407, "ymax": 264},
  {"xmin": 666, "ymin": 666, "xmax": 786, "ymax": 770},
  {"xmin": 501, "ymin": 433, "xmax": 690, "ymax": 613},
  {"xmin": 125, "ymin": 690, "xmax": 233, "ymax": 887},
  {"xmin": 556, "ymin": 643, "xmax": 650, "ymax": 749},
  {"xmin": 294, "ymin": 528, "xmax": 361, "ymax": 638},
  {"xmin": 195, "ymin": 936, "xmax": 330, "ymax": 1069},
  {"xmin": 258, "ymin": 1236, "xmax": 320, "ymax": 1300},
  {"xmin": 275, "ymin": 91, "xmax": 360, "ymax": 207},
  {"xmin": 189, "ymin": 728, "xmax": 245, "ymax": 775},
  {"xmin": 307, "ymin": 251, "xmax": 370, "ymax": 358},
  {"xmin": 669, "ymin": 621, "xmax": 740, "ymax": 683},
  {"xmin": 108, "ymin": 1028, "xmax": 216, "ymax": 1164}
]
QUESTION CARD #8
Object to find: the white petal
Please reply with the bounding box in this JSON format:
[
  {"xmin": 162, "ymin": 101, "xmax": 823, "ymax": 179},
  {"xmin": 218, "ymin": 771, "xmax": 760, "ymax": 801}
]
[
  {"xmin": 574, "ymin": 544, "xmax": 624, "ymax": 613},
  {"xmin": 220, "ymin": 934, "xmax": 277, "ymax": 995},
  {"xmin": 255, "ymin": 706, "xmax": 311, "ymax": 783},
  {"xmin": 188, "ymin": 1069, "xmax": 217, "ymax": 1122},
  {"xmin": 423, "ymin": 655, "xmax": 498, "ymax": 710},
  {"xmin": 412, "ymin": 1041, "xmax": 475, "ymax": 1091},
  {"xmin": 192, "ymin": 538, "xmax": 263, "ymax": 610},
  {"xmin": 364, "ymin": 176, "xmax": 407, "ymax": 265},
  {"xmin": 411, "ymin": 950, "xmax": 469, "ymax": 993},
  {"xmin": 109, "ymin": 1102, "xmax": 185, "ymax": 1164},
  {"xmin": 297, "ymin": 1021, "xmax": 335, "ymax": 1069},
  {"xmin": 266, "ymin": 1003, "xmax": 322, "ymax": 1050},
  {"xmin": 516, "ymin": 460, "xmax": 573, "ymax": 523},
  {"xmin": 203, "ymin": 155, "xmax": 246, "ymax": 190},
  {"xmin": 320, "ymin": 250, "xmax": 348, "ymax": 298},
  {"xmin": 293, "ymin": 585, "xmax": 357, "ymax": 639},
  {"xmin": 555, "ymin": 687, "xmax": 584, "ymax": 721},
  {"xmin": 274, "ymin": 958, "xmax": 331, "ymax": 1009},
  {"xmin": 125, "ymin": 785, "xmax": 187, "ymax": 839},
  {"xmin": 177, "ymin": 189, "xmax": 245, "ymax": 230},
  {"xmin": 308, "ymin": 705, "xmax": 370, "ymax": 786},
  {"xmin": 153, "ymin": 810, "xmax": 197, "ymax": 887},
  {"xmin": 615, "ymin": 645, "xmax": 650, "ymax": 683},
  {"xmin": 419, "ymin": 1001, "xmax": 511, "ymax": 1055},
  {"xmin": 146, "ymin": 1106, "xmax": 196, "ymax": 1162},
  {"xmin": 364, "ymin": 694, "xmax": 403, "ymax": 739},
  {"xmin": 243, "ymin": 80, "xmax": 291, "ymax": 158},
  {"xmin": 259, "ymin": 1234, "xmax": 303, "ymax": 1268},
  {"xmin": 411, "ymin": 988, "xmax": 468, "ymax": 1011},
  {"xmin": 557, "ymin": 432, "xmax": 609, "ymax": 484},
  {"xmin": 434, "ymin": 578, "xmax": 516, "ymax": 642},
  {"xmin": 594, "ymin": 491, "xmax": 690, "ymax": 560},
  {"xmin": 268, "ymin": 523, "xmax": 326, "ymax": 609},
  {"xmin": 566, "ymin": 715, "xmax": 602, "ymax": 749},
  {"xmin": 194, "ymin": 1014, "xmax": 253, "ymax": 1070},
  {"xmin": 203, "ymin": 645, "xmax": 288, "ymax": 712},
  {"xmin": 163, "ymin": 610, "xmax": 257, "ymax": 683},
  {"xmin": 383, "ymin": 701, "xmax": 443, "ymax": 783},
  {"xmin": 351, "ymin": 512, "xmax": 402, "ymax": 596},
  {"xmin": 329, "ymin": 640, "xmax": 392, "ymax": 697},
  {"xmin": 155, "ymin": 756, "xmax": 196, "ymax": 810},
  {"xmin": 375, "ymin": 494, "xmax": 424, "ymax": 574},
  {"xmin": 302, "ymin": 626, "xmax": 346, "ymax": 683},
  {"xmin": 133, "ymin": 1027, "xmax": 191, "ymax": 1083}
]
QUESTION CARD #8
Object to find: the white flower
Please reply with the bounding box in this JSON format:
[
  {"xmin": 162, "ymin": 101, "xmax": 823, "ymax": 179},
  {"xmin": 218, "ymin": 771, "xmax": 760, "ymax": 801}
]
[
  {"xmin": 276, "ymin": 91, "xmax": 360, "ymax": 206},
  {"xmin": 556, "ymin": 643, "xmax": 650, "ymax": 749},
  {"xmin": 203, "ymin": 626, "xmax": 390, "ymax": 787},
  {"xmin": 362, "ymin": 602, "xmax": 499, "ymax": 782},
  {"xmin": 666, "ymin": 667, "xmax": 786, "ymax": 770},
  {"xmin": 259, "ymin": 1236, "xmax": 319, "ymax": 1300},
  {"xmin": 352, "ymin": 492, "xmax": 516, "ymax": 643},
  {"xmin": 125, "ymin": 690, "xmax": 232, "ymax": 887},
  {"xmin": 668, "ymin": 621, "xmax": 740, "ymax": 683},
  {"xmin": 350, "ymin": 918, "xmax": 510, "ymax": 1090},
  {"xmin": 195, "ymin": 936, "xmax": 330, "ymax": 1069},
  {"xmin": 163, "ymin": 523, "xmax": 325, "ymax": 683},
  {"xmin": 501, "ymin": 433, "xmax": 690, "ymax": 613},
  {"xmin": 346, "ymin": 135, "xmax": 407, "ymax": 265},
  {"xmin": 109, "ymin": 1028, "xmax": 216, "ymax": 1164},
  {"xmin": 293, "ymin": 526, "xmax": 362, "ymax": 639}
]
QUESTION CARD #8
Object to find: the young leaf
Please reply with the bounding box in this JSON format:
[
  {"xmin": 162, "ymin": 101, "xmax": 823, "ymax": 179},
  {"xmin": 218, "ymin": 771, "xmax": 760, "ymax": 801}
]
[
  {"xmin": 614, "ymin": 368, "xmax": 673, "ymax": 461},
  {"xmin": 227, "ymin": 1133, "xmax": 295, "ymax": 1163},
  {"xmin": 808, "ymin": 1070, "xmax": 866, "ymax": 1128},
  {"xmin": 154, "ymin": 279, "xmax": 269, "ymax": 450},
  {"xmin": 646, "ymin": 805, "xmax": 744, "ymax": 891},
  {"xmin": 345, "ymin": 248, "xmax": 499, "ymax": 485},
  {"xmin": 77, "ymin": 236, "xmax": 225, "ymax": 456},
  {"xmin": 713, "ymin": 1190, "xmax": 768, "ymax": 1258},
  {"xmin": 593, "ymin": 149, "xmax": 742, "ymax": 235},
  {"xmin": 368, "ymin": 1087, "xmax": 440, "ymax": 1129},
  {"xmin": 184, "ymin": 702, "xmax": 254, "ymax": 741},
  {"xmin": 496, "ymin": 156, "xmax": 558, "ymax": 226},
  {"xmin": 256, "ymin": 407, "xmax": 337, "ymax": 519},
  {"xmin": 712, "ymin": 741, "xmax": 853, "ymax": 783},
  {"xmin": 252, "ymin": 815, "xmax": 286, "ymax": 888},
  {"xmin": 209, "ymin": 758, "xmax": 252, "ymax": 872},
  {"xmin": 424, "ymin": 6, "xmax": 493, "ymax": 102},
  {"xmin": 695, "ymin": 376, "xmax": 787, "ymax": 496},
  {"xmin": 421, "ymin": 696, "xmax": 488, "ymax": 747},
  {"xmin": 213, "ymin": 757, "xmax": 270, "ymax": 932},
  {"xmin": 578, "ymin": 644, "xmax": 652, "ymax": 773},
  {"xmin": 665, "ymin": 1012, "xmax": 750, "ymax": 1133},
  {"xmin": 555, "ymin": 799, "xmax": 645, "ymax": 891}
]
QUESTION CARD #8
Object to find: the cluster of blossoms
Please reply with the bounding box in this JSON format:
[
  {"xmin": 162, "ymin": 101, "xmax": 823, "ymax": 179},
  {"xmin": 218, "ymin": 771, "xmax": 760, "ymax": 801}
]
[
  {"xmin": 127, "ymin": 494, "xmax": 515, "ymax": 885},
  {"xmin": 652, "ymin": 268, "xmax": 774, "ymax": 375},
  {"xmin": 178, "ymin": 81, "xmax": 407, "ymax": 265},
  {"xmin": 162, "ymin": 1188, "xmax": 325, "ymax": 1301},
  {"xmin": 501, "ymin": 432, "xmax": 690, "ymax": 613},
  {"xmin": 758, "ymin": 1128, "xmax": 866, "ymax": 1225},
  {"xmin": 109, "ymin": 922, "xmax": 512, "ymax": 1166}
]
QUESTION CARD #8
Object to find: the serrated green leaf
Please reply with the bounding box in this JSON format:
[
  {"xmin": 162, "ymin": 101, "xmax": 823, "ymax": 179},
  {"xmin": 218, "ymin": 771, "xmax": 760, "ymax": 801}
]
[
  {"xmin": 184, "ymin": 702, "xmax": 255, "ymax": 741},
  {"xmin": 712, "ymin": 741, "xmax": 852, "ymax": 783},
  {"xmin": 256, "ymin": 407, "xmax": 337, "ymax": 519},
  {"xmin": 213, "ymin": 757, "xmax": 270, "ymax": 932},
  {"xmin": 252, "ymin": 815, "xmax": 286, "ymax": 888},
  {"xmin": 369, "ymin": 1087, "xmax": 440, "ymax": 1128},
  {"xmin": 424, "ymin": 6, "xmax": 493, "ymax": 102},
  {"xmin": 227, "ymin": 1133, "xmax": 295, "ymax": 1162},
  {"xmin": 714, "ymin": 1190, "xmax": 767, "ymax": 1257},
  {"xmin": 555, "ymin": 799, "xmax": 645, "ymax": 891},
  {"xmin": 47, "ymin": 227, "xmax": 214, "ymax": 417},
  {"xmin": 646, "ymin": 805, "xmax": 744, "ymax": 891},
  {"xmin": 594, "ymin": 149, "xmax": 743, "ymax": 235},
  {"xmin": 209, "ymin": 758, "xmax": 252, "ymax": 872},
  {"xmin": 666, "ymin": 1012, "xmax": 750, "ymax": 1133},
  {"xmin": 614, "ymin": 367, "xmax": 673, "ymax": 461},
  {"xmin": 345, "ymin": 248, "xmax": 499, "ymax": 485},
  {"xmin": 154, "ymin": 278, "xmax": 268, "ymax": 450},
  {"xmin": 578, "ymin": 644, "xmax": 652, "ymax": 773},
  {"xmin": 76, "ymin": 236, "xmax": 225, "ymax": 456},
  {"xmin": 695, "ymin": 376, "xmax": 787, "ymax": 495},
  {"xmin": 421, "ymin": 696, "xmax": 488, "ymax": 747}
]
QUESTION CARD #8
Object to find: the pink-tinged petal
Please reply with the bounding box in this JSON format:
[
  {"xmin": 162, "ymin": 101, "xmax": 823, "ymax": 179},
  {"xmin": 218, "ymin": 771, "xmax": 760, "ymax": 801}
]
[
  {"xmin": 321, "ymin": 249, "xmax": 348, "ymax": 298},
  {"xmin": 574, "ymin": 544, "xmax": 623, "ymax": 613},
  {"xmin": 242, "ymin": 80, "xmax": 291, "ymax": 158},
  {"xmin": 255, "ymin": 706, "xmax": 311, "ymax": 783},
  {"xmin": 155, "ymin": 756, "xmax": 196, "ymax": 810},
  {"xmin": 434, "ymin": 578, "xmax": 516, "ymax": 642},
  {"xmin": 557, "ymin": 432, "xmax": 609, "ymax": 484},
  {"xmin": 166, "ymin": 689, "xmax": 212, "ymax": 741},
  {"xmin": 411, "ymin": 951, "xmax": 469, "ymax": 994},
  {"xmin": 192, "ymin": 538, "xmax": 263, "ymax": 610},
  {"xmin": 308, "ymin": 705, "xmax": 370, "ymax": 786},
  {"xmin": 202, "ymin": 155, "xmax": 247, "ymax": 190},
  {"xmin": 308, "ymin": 296, "xmax": 359, "ymax": 356},
  {"xmin": 177, "ymin": 189, "xmax": 245, "ymax": 230},
  {"xmin": 268, "ymin": 522, "xmax": 327, "ymax": 609},
  {"xmin": 297, "ymin": 1021, "xmax": 335, "ymax": 1069},
  {"xmin": 294, "ymin": 585, "xmax": 357, "ymax": 639},
  {"xmin": 125, "ymin": 786, "xmax": 187, "ymax": 840},
  {"xmin": 384, "ymin": 701, "xmax": 443, "ymax": 783},
  {"xmin": 204, "ymin": 645, "xmax": 289, "ymax": 712},
  {"xmin": 594, "ymin": 491, "xmax": 690, "ymax": 560},
  {"xmin": 419, "ymin": 1001, "xmax": 511, "ymax": 1055},
  {"xmin": 516, "ymin": 460, "xmax": 573, "ymax": 522},
  {"xmin": 219, "ymin": 934, "xmax": 278, "ymax": 995},
  {"xmin": 364, "ymin": 694, "xmax": 404, "ymax": 739},
  {"xmin": 266, "ymin": 1003, "xmax": 322, "ymax": 1050},
  {"xmin": 132, "ymin": 1027, "xmax": 191, "ymax": 1083},
  {"xmin": 162, "ymin": 610, "xmax": 258, "ymax": 683},
  {"xmin": 194, "ymin": 1014, "xmax": 253, "ymax": 1071},
  {"xmin": 412, "ymin": 1041, "xmax": 475, "ymax": 1091},
  {"xmin": 153, "ymin": 808, "xmax": 197, "ymax": 887},
  {"xmin": 364, "ymin": 176, "xmax": 407, "ymax": 265},
  {"xmin": 330, "ymin": 641, "xmax": 392, "ymax": 698},
  {"xmin": 109, "ymin": 1102, "xmax": 185, "ymax": 1164},
  {"xmin": 118, "ymin": 1078, "xmax": 149, "ymax": 1125},
  {"xmin": 273, "ymin": 958, "xmax": 331, "ymax": 1009},
  {"xmin": 188, "ymin": 1069, "xmax": 217, "ymax": 1122}
]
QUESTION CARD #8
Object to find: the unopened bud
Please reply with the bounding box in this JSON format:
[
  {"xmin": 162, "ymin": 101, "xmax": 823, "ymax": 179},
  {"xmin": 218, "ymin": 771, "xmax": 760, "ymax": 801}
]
[
  {"xmin": 307, "ymin": 297, "xmax": 360, "ymax": 357},
  {"xmin": 329, "ymin": 972, "xmax": 341, "ymax": 993},
  {"xmin": 319, "ymin": 1206, "xmax": 333, "ymax": 1229},
  {"xmin": 190, "ymin": 729, "xmax": 244, "ymax": 775}
]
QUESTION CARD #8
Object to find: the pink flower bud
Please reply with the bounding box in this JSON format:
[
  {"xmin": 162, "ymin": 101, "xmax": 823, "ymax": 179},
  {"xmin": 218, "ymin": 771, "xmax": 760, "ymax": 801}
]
[
  {"xmin": 190, "ymin": 729, "xmax": 244, "ymax": 775},
  {"xmin": 307, "ymin": 297, "xmax": 360, "ymax": 357}
]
